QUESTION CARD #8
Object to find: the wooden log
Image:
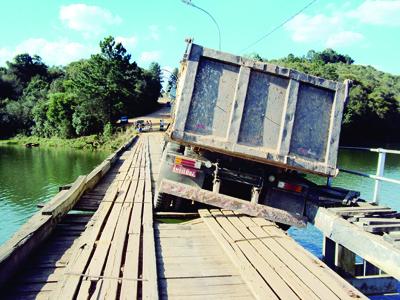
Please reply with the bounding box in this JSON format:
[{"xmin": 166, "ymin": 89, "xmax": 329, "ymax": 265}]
[
  {"xmin": 307, "ymin": 203, "xmax": 400, "ymax": 280},
  {"xmin": 0, "ymin": 213, "xmax": 53, "ymax": 288},
  {"xmin": 42, "ymin": 176, "xmax": 87, "ymax": 219},
  {"xmin": 159, "ymin": 179, "xmax": 306, "ymax": 227}
]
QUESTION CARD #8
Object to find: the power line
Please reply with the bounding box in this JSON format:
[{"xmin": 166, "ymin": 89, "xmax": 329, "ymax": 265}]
[
  {"xmin": 240, "ymin": 0, "xmax": 317, "ymax": 53},
  {"xmin": 181, "ymin": 0, "xmax": 222, "ymax": 50}
]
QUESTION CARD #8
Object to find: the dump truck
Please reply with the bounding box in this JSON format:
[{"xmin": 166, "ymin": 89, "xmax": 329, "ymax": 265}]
[{"xmin": 155, "ymin": 42, "xmax": 357, "ymax": 228}]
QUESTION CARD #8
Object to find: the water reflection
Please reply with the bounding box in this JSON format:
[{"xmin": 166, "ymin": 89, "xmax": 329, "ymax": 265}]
[{"xmin": 0, "ymin": 145, "xmax": 107, "ymax": 245}]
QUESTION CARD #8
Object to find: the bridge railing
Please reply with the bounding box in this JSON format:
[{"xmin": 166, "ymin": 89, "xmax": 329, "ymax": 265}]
[{"xmin": 338, "ymin": 147, "xmax": 400, "ymax": 204}]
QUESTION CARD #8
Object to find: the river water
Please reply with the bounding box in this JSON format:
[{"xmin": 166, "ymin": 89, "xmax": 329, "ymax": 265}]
[{"xmin": 0, "ymin": 145, "xmax": 107, "ymax": 245}]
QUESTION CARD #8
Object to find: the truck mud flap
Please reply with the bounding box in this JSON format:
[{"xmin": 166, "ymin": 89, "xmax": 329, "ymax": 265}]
[{"xmin": 158, "ymin": 179, "xmax": 307, "ymax": 228}]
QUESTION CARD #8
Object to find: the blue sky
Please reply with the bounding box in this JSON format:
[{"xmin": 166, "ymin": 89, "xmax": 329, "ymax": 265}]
[{"xmin": 0, "ymin": 0, "xmax": 399, "ymax": 76}]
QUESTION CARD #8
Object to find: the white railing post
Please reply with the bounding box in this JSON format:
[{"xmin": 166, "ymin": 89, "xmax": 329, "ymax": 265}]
[{"xmin": 372, "ymin": 150, "xmax": 386, "ymax": 204}]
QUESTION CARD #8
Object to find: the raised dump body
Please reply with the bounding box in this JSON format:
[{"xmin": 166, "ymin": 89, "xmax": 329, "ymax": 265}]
[{"xmin": 170, "ymin": 43, "xmax": 349, "ymax": 176}]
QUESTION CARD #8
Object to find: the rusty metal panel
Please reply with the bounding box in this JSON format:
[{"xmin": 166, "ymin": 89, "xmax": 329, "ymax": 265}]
[
  {"xmin": 289, "ymin": 83, "xmax": 334, "ymax": 162},
  {"xmin": 171, "ymin": 43, "xmax": 348, "ymax": 176},
  {"xmin": 238, "ymin": 71, "xmax": 288, "ymax": 149},
  {"xmin": 184, "ymin": 58, "xmax": 239, "ymax": 138}
]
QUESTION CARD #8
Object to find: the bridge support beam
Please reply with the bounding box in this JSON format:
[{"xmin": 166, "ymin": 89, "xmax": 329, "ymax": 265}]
[
  {"xmin": 306, "ymin": 203, "xmax": 400, "ymax": 280},
  {"xmin": 347, "ymin": 275, "xmax": 398, "ymax": 295}
]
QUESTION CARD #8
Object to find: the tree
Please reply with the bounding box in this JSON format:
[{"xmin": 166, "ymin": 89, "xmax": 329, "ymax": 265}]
[
  {"xmin": 6, "ymin": 54, "xmax": 48, "ymax": 89},
  {"xmin": 67, "ymin": 36, "xmax": 147, "ymax": 133},
  {"xmin": 142, "ymin": 62, "xmax": 162, "ymax": 111},
  {"xmin": 46, "ymin": 92, "xmax": 76, "ymax": 138},
  {"xmin": 166, "ymin": 67, "xmax": 178, "ymax": 99},
  {"xmin": 0, "ymin": 77, "xmax": 49, "ymax": 137}
]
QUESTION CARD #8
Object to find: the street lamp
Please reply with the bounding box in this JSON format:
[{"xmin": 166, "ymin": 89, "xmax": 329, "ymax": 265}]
[{"xmin": 181, "ymin": 0, "xmax": 221, "ymax": 50}]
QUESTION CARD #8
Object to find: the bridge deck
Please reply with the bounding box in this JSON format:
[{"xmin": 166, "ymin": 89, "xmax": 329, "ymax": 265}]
[{"xmin": 3, "ymin": 133, "xmax": 365, "ymax": 299}]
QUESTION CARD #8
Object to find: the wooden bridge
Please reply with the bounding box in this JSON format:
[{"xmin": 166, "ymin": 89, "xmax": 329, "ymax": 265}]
[{"xmin": 0, "ymin": 133, "xmax": 391, "ymax": 299}]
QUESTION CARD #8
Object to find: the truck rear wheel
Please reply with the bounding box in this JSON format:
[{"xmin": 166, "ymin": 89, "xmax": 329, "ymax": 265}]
[
  {"xmin": 155, "ymin": 192, "xmax": 193, "ymax": 212},
  {"xmin": 155, "ymin": 192, "xmax": 174, "ymax": 211}
]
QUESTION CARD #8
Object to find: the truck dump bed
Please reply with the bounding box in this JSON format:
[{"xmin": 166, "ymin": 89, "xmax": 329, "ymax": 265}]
[{"xmin": 170, "ymin": 43, "xmax": 349, "ymax": 176}]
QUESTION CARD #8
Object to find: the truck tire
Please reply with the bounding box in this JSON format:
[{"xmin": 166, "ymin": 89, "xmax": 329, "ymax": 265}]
[
  {"xmin": 155, "ymin": 192, "xmax": 174, "ymax": 211},
  {"xmin": 276, "ymin": 222, "xmax": 291, "ymax": 231}
]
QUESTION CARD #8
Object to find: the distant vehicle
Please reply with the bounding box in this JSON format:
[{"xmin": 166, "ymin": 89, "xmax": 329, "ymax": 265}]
[
  {"xmin": 135, "ymin": 119, "xmax": 145, "ymax": 126},
  {"xmin": 120, "ymin": 116, "xmax": 129, "ymax": 124}
]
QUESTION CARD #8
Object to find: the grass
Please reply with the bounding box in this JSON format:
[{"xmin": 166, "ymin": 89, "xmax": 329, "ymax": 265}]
[
  {"xmin": 0, "ymin": 126, "xmax": 138, "ymax": 154},
  {"xmin": 155, "ymin": 218, "xmax": 194, "ymax": 224}
]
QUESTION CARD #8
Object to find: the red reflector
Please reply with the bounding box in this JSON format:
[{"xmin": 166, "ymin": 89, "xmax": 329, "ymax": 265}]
[
  {"xmin": 277, "ymin": 181, "xmax": 303, "ymax": 193},
  {"xmin": 175, "ymin": 157, "xmax": 201, "ymax": 169}
]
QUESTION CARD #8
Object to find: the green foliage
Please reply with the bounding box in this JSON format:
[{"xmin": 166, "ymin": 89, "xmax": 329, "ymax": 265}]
[
  {"xmin": 102, "ymin": 122, "xmax": 113, "ymax": 140},
  {"xmin": 0, "ymin": 36, "xmax": 162, "ymax": 140}
]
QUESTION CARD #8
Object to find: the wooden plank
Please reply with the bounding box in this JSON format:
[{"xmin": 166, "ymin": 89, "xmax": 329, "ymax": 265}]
[
  {"xmin": 199, "ymin": 209, "xmax": 278, "ymax": 300},
  {"xmin": 98, "ymin": 143, "xmax": 145, "ymax": 300},
  {"xmin": 155, "ymin": 212, "xmax": 199, "ymax": 219},
  {"xmin": 77, "ymin": 142, "xmax": 143, "ymax": 299},
  {"xmin": 211, "ymin": 210, "xmax": 299, "ymax": 300},
  {"xmin": 355, "ymin": 217, "xmax": 400, "ymax": 225},
  {"xmin": 160, "ymin": 179, "xmax": 306, "ymax": 227},
  {"xmin": 329, "ymin": 206, "xmax": 390, "ymax": 212},
  {"xmin": 222, "ymin": 211, "xmax": 319, "ymax": 300},
  {"xmin": 365, "ymin": 223, "xmax": 400, "ymax": 233},
  {"xmin": 142, "ymin": 137, "xmax": 159, "ymax": 299},
  {"xmin": 119, "ymin": 147, "xmax": 146, "ymax": 300},
  {"xmin": 52, "ymin": 140, "xmax": 141, "ymax": 299},
  {"xmin": 252, "ymin": 217, "xmax": 367, "ymax": 299}
]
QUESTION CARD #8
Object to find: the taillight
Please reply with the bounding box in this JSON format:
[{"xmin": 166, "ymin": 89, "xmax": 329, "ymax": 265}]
[
  {"xmin": 277, "ymin": 181, "xmax": 303, "ymax": 193},
  {"xmin": 175, "ymin": 157, "xmax": 201, "ymax": 169}
]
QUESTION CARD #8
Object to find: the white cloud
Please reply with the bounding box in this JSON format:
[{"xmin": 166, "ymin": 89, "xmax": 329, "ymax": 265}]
[
  {"xmin": 285, "ymin": 12, "xmax": 365, "ymax": 48},
  {"xmin": 0, "ymin": 48, "xmax": 13, "ymax": 65},
  {"xmin": 285, "ymin": 13, "xmax": 342, "ymax": 43},
  {"xmin": 285, "ymin": 0, "xmax": 400, "ymax": 47},
  {"xmin": 147, "ymin": 25, "xmax": 160, "ymax": 40},
  {"xmin": 115, "ymin": 36, "xmax": 137, "ymax": 51},
  {"xmin": 348, "ymin": 0, "xmax": 400, "ymax": 26},
  {"xmin": 140, "ymin": 51, "xmax": 161, "ymax": 62},
  {"xmin": 0, "ymin": 38, "xmax": 94, "ymax": 66},
  {"xmin": 59, "ymin": 4, "xmax": 122, "ymax": 36},
  {"xmin": 326, "ymin": 31, "xmax": 364, "ymax": 47}
]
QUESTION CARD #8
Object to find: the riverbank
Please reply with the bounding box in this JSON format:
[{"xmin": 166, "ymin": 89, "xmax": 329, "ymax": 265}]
[{"xmin": 0, "ymin": 127, "xmax": 137, "ymax": 153}]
